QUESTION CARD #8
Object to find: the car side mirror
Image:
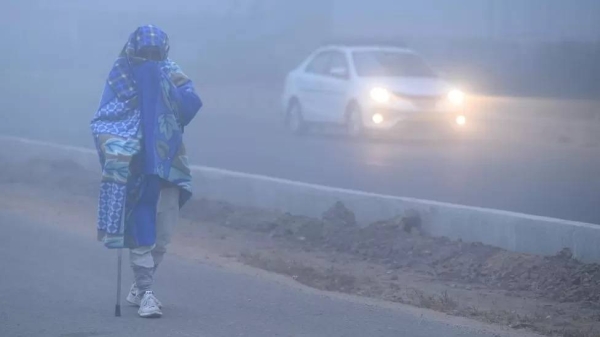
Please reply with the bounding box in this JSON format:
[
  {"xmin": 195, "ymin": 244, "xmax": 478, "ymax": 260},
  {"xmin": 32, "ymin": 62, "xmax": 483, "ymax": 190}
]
[{"xmin": 329, "ymin": 67, "xmax": 349, "ymax": 79}]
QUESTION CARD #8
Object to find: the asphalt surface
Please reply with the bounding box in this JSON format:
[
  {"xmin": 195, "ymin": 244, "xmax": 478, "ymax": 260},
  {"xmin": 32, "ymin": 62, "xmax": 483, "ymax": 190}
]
[
  {"xmin": 186, "ymin": 113, "xmax": 600, "ymax": 224},
  {"xmin": 0, "ymin": 210, "xmax": 532, "ymax": 337},
  {"xmin": 1, "ymin": 110, "xmax": 599, "ymax": 224}
]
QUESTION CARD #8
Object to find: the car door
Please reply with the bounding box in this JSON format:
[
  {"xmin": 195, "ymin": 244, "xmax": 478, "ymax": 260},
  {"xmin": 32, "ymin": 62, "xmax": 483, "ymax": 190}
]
[
  {"xmin": 321, "ymin": 51, "xmax": 351, "ymax": 123},
  {"xmin": 296, "ymin": 51, "xmax": 333, "ymax": 122}
]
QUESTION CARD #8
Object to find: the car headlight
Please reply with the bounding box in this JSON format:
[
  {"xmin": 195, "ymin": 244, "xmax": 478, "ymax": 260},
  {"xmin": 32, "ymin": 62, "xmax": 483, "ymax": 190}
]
[
  {"xmin": 447, "ymin": 89, "xmax": 465, "ymax": 106},
  {"xmin": 370, "ymin": 87, "xmax": 391, "ymax": 103},
  {"xmin": 372, "ymin": 113, "xmax": 384, "ymax": 124}
]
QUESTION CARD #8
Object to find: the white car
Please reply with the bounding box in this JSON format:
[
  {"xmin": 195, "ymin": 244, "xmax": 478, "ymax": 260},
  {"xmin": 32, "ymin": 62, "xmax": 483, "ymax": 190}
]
[{"xmin": 281, "ymin": 45, "xmax": 468, "ymax": 137}]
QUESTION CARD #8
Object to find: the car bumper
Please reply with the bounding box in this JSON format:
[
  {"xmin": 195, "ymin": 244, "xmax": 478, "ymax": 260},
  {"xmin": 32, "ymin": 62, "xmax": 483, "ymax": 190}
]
[{"xmin": 362, "ymin": 107, "xmax": 468, "ymax": 131}]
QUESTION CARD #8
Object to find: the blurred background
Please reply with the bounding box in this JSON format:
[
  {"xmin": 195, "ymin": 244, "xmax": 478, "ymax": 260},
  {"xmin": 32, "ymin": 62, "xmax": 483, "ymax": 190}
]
[{"xmin": 2, "ymin": 0, "xmax": 599, "ymax": 118}]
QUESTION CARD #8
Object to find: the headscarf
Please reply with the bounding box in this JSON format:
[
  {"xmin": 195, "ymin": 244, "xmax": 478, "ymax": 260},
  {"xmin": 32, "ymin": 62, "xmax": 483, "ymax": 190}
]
[
  {"xmin": 108, "ymin": 25, "xmax": 170, "ymax": 103},
  {"xmin": 91, "ymin": 25, "xmax": 190, "ymax": 139}
]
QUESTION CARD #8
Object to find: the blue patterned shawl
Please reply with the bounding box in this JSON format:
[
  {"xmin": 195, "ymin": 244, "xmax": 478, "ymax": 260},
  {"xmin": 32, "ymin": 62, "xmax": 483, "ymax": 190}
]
[{"xmin": 91, "ymin": 25, "xmax": 202, "ymax": 249}]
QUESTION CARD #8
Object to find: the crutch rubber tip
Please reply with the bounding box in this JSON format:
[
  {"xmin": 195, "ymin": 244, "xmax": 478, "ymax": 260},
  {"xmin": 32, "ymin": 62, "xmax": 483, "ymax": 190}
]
[{"xmin": 115, "ymin": 304, "xmax": 121, "ymax": 317}]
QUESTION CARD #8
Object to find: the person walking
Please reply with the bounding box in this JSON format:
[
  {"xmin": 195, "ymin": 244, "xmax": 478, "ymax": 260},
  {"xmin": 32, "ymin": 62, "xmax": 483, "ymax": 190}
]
[{"xmin": 90, "ymin": 25, "xmax": 202, "ymax": 318}]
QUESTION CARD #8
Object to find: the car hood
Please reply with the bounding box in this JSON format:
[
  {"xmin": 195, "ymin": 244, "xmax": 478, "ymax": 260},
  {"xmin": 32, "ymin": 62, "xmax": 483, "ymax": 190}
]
[{"xmin": 357, "ymin": 77, "xmax": 452, "ymax": 97}]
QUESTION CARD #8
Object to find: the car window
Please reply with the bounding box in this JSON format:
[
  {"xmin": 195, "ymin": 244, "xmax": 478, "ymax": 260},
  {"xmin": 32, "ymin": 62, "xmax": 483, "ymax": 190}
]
[
  {"xmin": 352, "ymin": 51, "xmax": 437, "ymax": 78},
  {"xmin": 305, "ymin": 52, "xmax": 332, "ymax": 75},
  {"xmin": 327, "ymin": 51, "xmax": 349, "ymax": 78}
]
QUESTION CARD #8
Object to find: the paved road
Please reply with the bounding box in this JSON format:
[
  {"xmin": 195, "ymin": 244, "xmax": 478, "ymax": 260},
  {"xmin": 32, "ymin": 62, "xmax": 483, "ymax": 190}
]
[
  {"xmin": 185, "ymin": 113, "xmax": 600, "ymax": 224},
  {"xmin": 1, "ymin": 110, "xmax": 599, "ymax": 224},
  {"xmin": 0, "ymin": 210, "xmax": 532, "ymax": 337}
]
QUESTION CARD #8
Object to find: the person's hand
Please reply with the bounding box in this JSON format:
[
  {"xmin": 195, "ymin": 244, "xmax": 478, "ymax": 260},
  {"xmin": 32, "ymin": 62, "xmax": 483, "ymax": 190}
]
[{"xmin": 170, "ymin": 73, "xmax": 189, "ymax": 87}]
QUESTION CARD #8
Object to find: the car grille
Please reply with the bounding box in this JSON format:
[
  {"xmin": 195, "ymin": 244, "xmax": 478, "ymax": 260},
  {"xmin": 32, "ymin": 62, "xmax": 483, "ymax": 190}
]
[{"xmin": 394, "ymin": 93, "xmax": 443, "ymax": 110}]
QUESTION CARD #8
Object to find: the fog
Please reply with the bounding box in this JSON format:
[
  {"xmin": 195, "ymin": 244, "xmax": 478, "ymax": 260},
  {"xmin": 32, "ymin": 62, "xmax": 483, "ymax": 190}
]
[
  {"xmin": 0, "ymin": 0, "xmax": 599, "ymax": 223},
  {"xmin": 2, "ymin": 2, "xmax": 600, "ymax": 334},
  {"xmin": 3, "ymin": 1, "xmax": 599, "ymax": 94}
]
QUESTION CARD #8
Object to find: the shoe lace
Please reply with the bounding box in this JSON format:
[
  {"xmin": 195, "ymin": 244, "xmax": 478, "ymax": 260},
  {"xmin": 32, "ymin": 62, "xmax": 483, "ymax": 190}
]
[{"xmin": 143, "ymin": 293, "xmax": 159, "ymax": 308}]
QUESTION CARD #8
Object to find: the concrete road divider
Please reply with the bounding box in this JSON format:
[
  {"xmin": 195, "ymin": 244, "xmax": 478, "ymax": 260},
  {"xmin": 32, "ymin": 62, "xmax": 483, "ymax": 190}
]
[{"xmin": 2, "ymin": 135, "xmax": 599, "ymax": 263}]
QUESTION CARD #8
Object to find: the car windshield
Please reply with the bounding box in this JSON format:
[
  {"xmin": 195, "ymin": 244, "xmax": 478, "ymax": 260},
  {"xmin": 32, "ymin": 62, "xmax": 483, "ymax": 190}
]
[{"xmin": 352, "ymin": 51, "xmax": 437, "ymax": 78}]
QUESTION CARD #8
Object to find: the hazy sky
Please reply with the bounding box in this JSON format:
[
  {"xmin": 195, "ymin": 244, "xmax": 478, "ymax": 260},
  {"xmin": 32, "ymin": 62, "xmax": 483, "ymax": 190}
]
[
  {"xmin": 1, "ymin": 0, "xmax": 598, "ymax": 97},
  {"xmin": 17, "ymin": 0, "xmax": 600, "ymax": 43},
  {"xmin": 9, "ymin": 1, "xmax": 597, "ymax": 49},
  {"xmin": 333, "ymin": 0, "xmax": 600, "ymax": 42}
]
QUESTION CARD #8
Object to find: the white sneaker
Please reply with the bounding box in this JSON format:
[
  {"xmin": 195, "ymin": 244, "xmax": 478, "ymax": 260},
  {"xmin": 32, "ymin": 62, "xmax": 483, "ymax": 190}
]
[
  {"xmin": 138, "ymin": 291, "xmax": 163, "ymax": 318},
  {"xmin": 127, "ymin": 283, "xmax": 162, "ymax": 308}
]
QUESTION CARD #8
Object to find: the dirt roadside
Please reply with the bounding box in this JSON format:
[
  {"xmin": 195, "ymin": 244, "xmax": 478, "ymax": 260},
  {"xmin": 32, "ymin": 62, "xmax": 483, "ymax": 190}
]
[
  {"xmin": 181, "ymin": 200, "xmax": 600, "ymax": 337},
  {"xmin": 0, "ymin": 158, "xmax": 599, "ymax": 337}
]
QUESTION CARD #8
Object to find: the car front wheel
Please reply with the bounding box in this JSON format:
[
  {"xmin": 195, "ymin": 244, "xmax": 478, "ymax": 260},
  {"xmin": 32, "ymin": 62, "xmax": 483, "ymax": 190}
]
[
  {"xmin": 346, "ymin": 105, "xmax": 364, "ymax": 138},
  {"xmin": 286, "ymin": 100, "xmax": 308, "ymax": 136}
]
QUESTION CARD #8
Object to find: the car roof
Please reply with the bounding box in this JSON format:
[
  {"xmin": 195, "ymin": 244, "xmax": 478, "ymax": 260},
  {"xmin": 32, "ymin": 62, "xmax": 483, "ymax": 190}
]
[
  {"xmin": 323, "ymin": 44, "xmax": 414, "ymax": 54},
  {"xmin": 317, "ymin": 45, "xmax": 416, "ymax": 54},
  {"xmin": 317, "ymin": 37, "xmax": 413, "ymax": 53}
]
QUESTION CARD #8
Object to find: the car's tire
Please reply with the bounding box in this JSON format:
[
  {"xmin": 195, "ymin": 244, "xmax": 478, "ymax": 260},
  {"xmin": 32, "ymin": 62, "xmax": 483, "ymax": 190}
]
[
  {"xmin": 345, "ymin": 104, "xmax": 364, "ymax": 138},
  {"xmin": 286, "ymin": 100, "xmax": 308, "ymax": 136}
]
